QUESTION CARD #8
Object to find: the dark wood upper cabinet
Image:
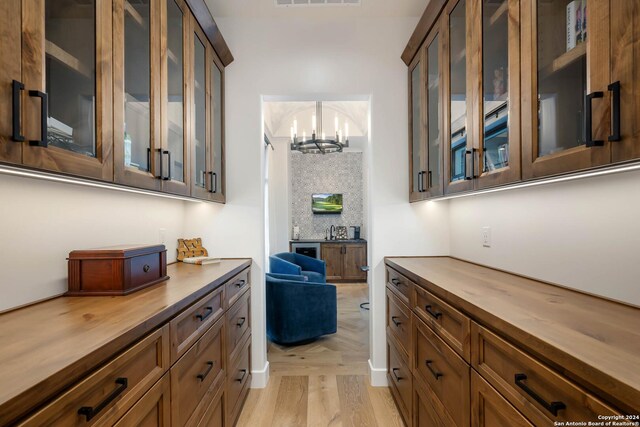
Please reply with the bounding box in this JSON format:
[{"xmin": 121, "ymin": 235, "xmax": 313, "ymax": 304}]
[
  {"xmin": 0, "ymin": 0, "xmax": 22, "ymax": 165},
  {"xmin": 408, "ymin": 47, "xmax": 427, "ymax": 202}
]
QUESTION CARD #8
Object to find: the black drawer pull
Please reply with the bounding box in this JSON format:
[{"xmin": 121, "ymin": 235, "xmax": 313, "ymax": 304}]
[
  {"xmin": 236, "ymin": 317, "xmax": 246, "ymax": 327},
  {"xmin": 209, "ymin": 171, "xmax": 218, "ymax": 194},
  {"xmin": 425, "ymin": 305, "xmax": 442, "ymax": 320},
  {"xmin": 195, "ymin": 306, "xmax": 213, "ymax": 321},
  {"xmin": 425, "ymin": 360, "xmax": 443, "ymax": 380},
  {"xmin": 78, "ymin": 377, "xmax": 128, "ymax": 421},
  {"xmin": 391, "ymin": 316, "xmax": 402, "ymax": 327},
  {"xmin": 162, "ymin": 150, "xmax": 172, "ymax": 180},
  {"xmin": 29, "ymin": 90, "xmax": 48, "ymax": 147},
  {"xmin": 390, "ymin": 278, "xmax": 401, "ymax": 287},
  {"xmin": 515, "ymin": 373, "xmax": 566, "ymax": 416},
  {"xmin": 585, "ymin": 91, "xmax": 604, "ymax": 147},
  {"xmin": 143, "ymin": 264, "xmax": 150, "ymax": 273},
  {"xmin": 196, "ymin": 361, "xmax": 215, "ymax": 381},
  {"xmin": 236, "ymin": 369, "xmax": 247, "ymax": 382},
  {"xmin": 235, "ymin": 279, "xmax": 246, "ymax": 288},
  {"xmin": 608, "ymin": 81, "xmax": 621, "ymax": 142},
  {"xmin": 12, "ymin": 80, "xmax": 25, "ymax": 142},
  {"xmin": 392, "ymin": 368, "xmax": 403, "ymax": 381}
]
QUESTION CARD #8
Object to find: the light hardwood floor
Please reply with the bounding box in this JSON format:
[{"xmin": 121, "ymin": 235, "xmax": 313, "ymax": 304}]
[{"xmin": 236, "ymin": 283, "xmax": 403, "ymax": 427}]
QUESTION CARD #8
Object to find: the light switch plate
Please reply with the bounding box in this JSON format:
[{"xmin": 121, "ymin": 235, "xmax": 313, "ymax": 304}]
[{"xmin": 482, "ymin": 226, "xmax": 491, "ymax": 248}]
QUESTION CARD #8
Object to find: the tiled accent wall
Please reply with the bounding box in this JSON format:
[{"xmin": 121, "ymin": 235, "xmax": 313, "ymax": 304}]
[{"xmin": 290, "ymin": 151, "xmax": 364, "ymax": 239}]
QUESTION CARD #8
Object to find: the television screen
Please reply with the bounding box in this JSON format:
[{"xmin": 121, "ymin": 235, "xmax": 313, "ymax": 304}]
[{"xmin": 312, "ymin": 193, "xmax": 343, "ymax": 214}]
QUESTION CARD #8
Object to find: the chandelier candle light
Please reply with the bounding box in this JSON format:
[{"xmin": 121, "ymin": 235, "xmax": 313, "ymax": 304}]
[{"xmin": 290, "ymin": 101, "xmax": 349, "ymax": 154}]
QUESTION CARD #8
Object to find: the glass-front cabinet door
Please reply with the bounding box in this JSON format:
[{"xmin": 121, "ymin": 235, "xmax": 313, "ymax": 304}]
[
  {"xmin": 20, "ymin": 0, "xmax": 114, "ymax": 180},
  {"xmin": 474, "ymin": 0, "xmax": 521, "ymax": 189},
  {"xmin": 114, "ymin": 0, "xmax": 161, "ymax": 190},
  {"xmin": 209, "ymin": 57, "xmax": 225, "ymax": 202},
  {"xmin": 443, "ymin": 0, "xmax": 474, "ymax": 194},
  {"xmin": 425, "ymin": 28, "xmax": 443, "ymax": 197},
  {"xmin": 0, "ymin": 0, "xmax": 21, "ymax": 165},
  {"xmin": 521, "ymin": 0, "xmax": 611, "ymax": 178},
  {"xmin": 161, "ymin": 0, "xmax": 190, "ymax": 195},
  {"xmin": 408, "ymin": 46, "xmax": 427, "ymax": 202}
]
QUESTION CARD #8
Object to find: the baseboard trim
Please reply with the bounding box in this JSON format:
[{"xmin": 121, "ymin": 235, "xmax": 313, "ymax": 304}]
[
  {"xmin": 369, "ymin": 359, "xmax": 387, "ymax": 387},
  {"xmin": 251, "ymin": 361, "xmax": 270, "ymax": 388}
]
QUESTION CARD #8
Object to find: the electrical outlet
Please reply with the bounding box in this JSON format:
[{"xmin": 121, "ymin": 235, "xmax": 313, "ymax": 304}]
[
  {"xmin": 159, "ymin": 228, "xmax": 166, "ymax": 244},
  {"xmin": 482, "ymin": 226, "xmax": 491, "ymax": 248}
]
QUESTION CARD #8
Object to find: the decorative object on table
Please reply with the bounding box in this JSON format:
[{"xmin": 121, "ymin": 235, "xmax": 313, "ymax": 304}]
[
  {"xmin": 67, "ymin": 244, "xmax": 169, "ymax": 296},
  {"xmin": 270, "ymin": 252, "xmax": 327, "ymax": 283},
  {"xmin": 177, "ymin": 237, "xmax": 208, "ymax": 260},
  {"xmin": 182, "ymin": 256, "xmax": 221, "ymax": 265},
  {"xmin": 350, "ymin": 225, "xmax": 361, "ymax": 240},
  {"xmin": 335, "ymin": 226, "xmax": 348, "ymax": 240},
  {"xmin": 290, "ymin": 101, "xmax": 349, "ymax": 154},
  {"xmin": 266, "ymin": 273, "xmax": 337, "ymax": 345}
]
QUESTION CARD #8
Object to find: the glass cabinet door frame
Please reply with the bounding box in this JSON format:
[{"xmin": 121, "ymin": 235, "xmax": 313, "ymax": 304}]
[
  {"xmin": 209, "ymin": 51, "xmax": 226, "ymax": 203},
  {"xmin": 113, "ymin": 0, "xmax": 162, "ymax": 191},
  {"xmin": 423, "ymin": 19, "xmax": 444, "ymax": 198},
  {"xmin": 408, "ymin": 45, "xmax": 427, "ymax": 202},
  {"xmin": 0, "ymin": 0, "xmax": 22, "ymax": 165},
  {"xmin": 161, "ymin": 0, "xmax": 191, "ymax": 196},
  {"xmin": 443, "ymin": 0, "xmax": 474, "ymax": 195},
  {"xmin": 20, "ymin": 0, "xmax": 114, "ymax": 181},
  {"xmin": 521, "ymin": 0, "xmax": 611, "ymax": 180},
  {"xmin": 472, "ymin": 0, "xmax": 521, "ymax": 189}
]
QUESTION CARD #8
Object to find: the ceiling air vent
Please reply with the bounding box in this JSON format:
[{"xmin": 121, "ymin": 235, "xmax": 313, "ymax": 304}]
[{"xmin": 275, "ymin": 0, "xmax": 361, "ymax": 6}]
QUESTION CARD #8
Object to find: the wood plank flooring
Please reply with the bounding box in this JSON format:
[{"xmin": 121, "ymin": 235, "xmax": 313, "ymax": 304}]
[{"xmin": 236, "ymin": 284, "xmax": 403, "ymax": 427}]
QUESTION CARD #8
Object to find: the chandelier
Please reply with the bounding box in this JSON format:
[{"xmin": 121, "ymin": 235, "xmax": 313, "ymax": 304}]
[{"xmin": 290, "ymin": 102, "xmax": 349, "ymax": 154}]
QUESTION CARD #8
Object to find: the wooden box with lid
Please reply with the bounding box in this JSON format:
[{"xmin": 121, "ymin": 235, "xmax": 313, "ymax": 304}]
[{"xmin": 67, "ymin": 244, "xmax": 169, "ymax": 296}]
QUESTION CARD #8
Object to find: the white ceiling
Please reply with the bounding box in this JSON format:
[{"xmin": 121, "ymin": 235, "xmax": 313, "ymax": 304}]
[{"xmin": 205, "ymin": 0, "xmax": 427, "ymax": 18}]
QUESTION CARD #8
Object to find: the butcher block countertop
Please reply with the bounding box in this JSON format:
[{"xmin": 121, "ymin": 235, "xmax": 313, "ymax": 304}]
[
  {"xmin": 385, "ymin": 256, "xmax": 640, "ymax": 414},
  {"xmin": 0, "ymin": 258, "xmax": 251, "ymax": 425}
]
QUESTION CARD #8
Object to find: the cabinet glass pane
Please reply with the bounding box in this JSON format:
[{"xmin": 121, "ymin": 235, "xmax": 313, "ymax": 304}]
[
  {"xmin": 124, "ymin": 0, "xmax": 151, "ymax": 172},
  {"xmin": 427, "ymin": 36, "xmax": 440, "ymax": 189},
  {"xmin": 45, "ymin": 1, "xmax": 96, "ymax": 157},
  {"xmin": 450, "ymin": 0, "xmax": 467, "ymax": 182},
  {"xmin": 167, "ymin": 0, "xmax": 184, "ymax": 181},
  {"xmin": 482, "ymin": 0, "xmax": 509, "ymax": 172},
  {"xmin": 193, "ymin": 36, "xmax": 206, "ymax": 188},
  {"xmin": 411, "ymin": 63, "xmax": 422, "ymax": 193},
  {"xmin": 212, "ymin": 62, "xmax": 222, "ymax": 191},
  {"xmin": 537, "ymin": 0, "xmax": 587, "ymax": 157}
]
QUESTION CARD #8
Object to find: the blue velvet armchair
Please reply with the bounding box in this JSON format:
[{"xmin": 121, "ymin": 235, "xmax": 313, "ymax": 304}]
[
  {"xmin": 269, "ymin": 252, "xmax": 326, "ymax": 283},
  {"xmin": 266, "ymin": 273, "xmax": 337, "ymax": 345}
]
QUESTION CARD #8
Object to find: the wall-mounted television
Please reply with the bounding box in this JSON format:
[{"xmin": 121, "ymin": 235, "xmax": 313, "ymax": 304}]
[{"xmin": 312, "ymin": 193, "xmax": 343, "ymax": 214}]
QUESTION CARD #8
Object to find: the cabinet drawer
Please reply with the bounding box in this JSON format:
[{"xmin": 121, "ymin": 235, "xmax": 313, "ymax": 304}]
[
  {"xmin": 471, "ymin": 371, "xmax": 532, "ymax": 427},
  {"xmin": 471, "ymin": 323, "xmax": 619, "ymax": 426},
  {"xmin": 114, "ymin": 374, "xmax": 171, "ymax": 427},
  {"xmin": 170, "ymin": 285, "xmax": 224, "ymax": 363},
  {"xmin": 227, "ymin": 334, "xmax": 251, "ymax": 426},
  {"xmin": 386, "ymin": 267, "xmax": 413, "ymax": 306},
  {"xmin": 171, "ymin": 316, "xmax": 225, "ymax": 427},
  {"xmin": 20, "ymin": 326, "xmax": 169, "ymax": 427},
  {"xmin": 413, "ymin": 373, "xmax": 456, "ymax": 427},
  {"xmin": 386, "ymin": 288, "xmax": 411, "ymax": 356},
  {"xmin": 413, "ymin": 317, "xmax": 470, "ymax": 427},
  {"xmin": 226, "ymin": 268, "xmax": 250, "ymax": 308},
  {"xmin": 386, "ymin": 335, "xmax": 412, "ymax": 425},
  {"xmin": 196, "ymin": 380, "xmax": 225, "ymax": 427},
  {"xmin": 227, "ymin": 289, "xmax": 251, "ymax": 362},
  {"xmin": 414, "ymin": 285, "xmax": 470, "ymax": 362}
]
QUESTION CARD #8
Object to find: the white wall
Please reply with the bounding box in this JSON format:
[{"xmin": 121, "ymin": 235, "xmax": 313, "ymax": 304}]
[
  {"xmin": 212, "ymin": 13, "xmax": 451, "ymax": 387},
  {"xmin": 0, "ymin": 174, "xmax": 188, "ymax": 312},
  {"xmin": 449, "ymin": 169, "xmax": 640, "ymax": 307},
  {"xmin": 267, "ymin": 137, "xmax": 292, "ymax": 255}
]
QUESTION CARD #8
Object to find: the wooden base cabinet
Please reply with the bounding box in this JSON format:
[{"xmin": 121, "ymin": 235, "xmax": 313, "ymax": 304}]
[
  {"xmin": 114, "ymin": 374, "xmax": 172, "ymax": 427},
  {"xmin": 471, "ymin": 372, "xmax": 532, "ymax": 427},
  {"xmin": 321, "ymin": 242, "xmax": 367, "ymax": 282}
]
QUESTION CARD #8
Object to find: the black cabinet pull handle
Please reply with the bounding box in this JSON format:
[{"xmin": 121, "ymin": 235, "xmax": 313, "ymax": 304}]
[
  {"xmin": 515, "ymin": 373, "xmax": 566, "ymax": 416},
  {"xmin": 390, "ymin": 278, "xmax": 401, "ymax": 287},
  {"xmin": 202, "ymin": 170, "xmax": 208, "ymax": 190},
  {"xmin": 155, "ymin": 148, "xmax": 163, "ymax": 179},
  {"xmin": 427, "ymin": 170, "xmax": 432, "ymax": 189},
  {"xmin": 425, "ymin": 360, "xmax": 443, "ymax": 380},
  {"xmin": 236, "ymin": 317, "xmax": 246, "ymax": 327},
  {"xmin": 209, "ymin": 171, "xmax": 218, "ymax": 193},
  {"xmin": 465, "ymin": 150, "xmax": 472, "ymax": 180},
  {"xmin": 608, "ymin": 81, "xmax": 621, "ymax": 142},
  {"xmin": 236, "ymin": 369, "xmax": 247, "ymax": 382},
  {"xmin": 196, "ymin": 361, "xmax": 215, "ymax": 381},
  {"xmin": 391, "ymin": 316, "xmax": 402, "ymax": 327},
  {"xmin": 235, "ymin": 279, "xmax": 246, "ymax": 288},
  {"xmin": 417, "ymin": 171, "xmax": 423, "ymax": 192},
  {"xmin": 163, "ymin": 150, "xmax": 171, "ymax": 180},
  {"xmin": 425, "ymin": 305, "xmax": 442, "ymax": 320},
  {"xmin": 392, "ymin": 368, "xmax": 403, "ymax": 381},
  {"xmin": 146, "ymin": 148, "xmax": 151, "ymax": 172},
  {"xmin": 78, "ymin": 377, "xmax": 128, "ymax": 421},
  {"xmin": 143, "ymin": 264, "xmax": 150, "ymax": 273},
  {"xmin": 28, "ymin": 90, "xmax": 47, "ymax": 147},
  {"xmin": 12, "ymin": 80, "xmax": 25, "ymax": 142},
  {"xmin": 195, "ymin": 306, "xmax": 213, "ymax": 321},
  {"xmin": 586, "ymin": 91, "xmax": 604, "ymax": 147}
]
